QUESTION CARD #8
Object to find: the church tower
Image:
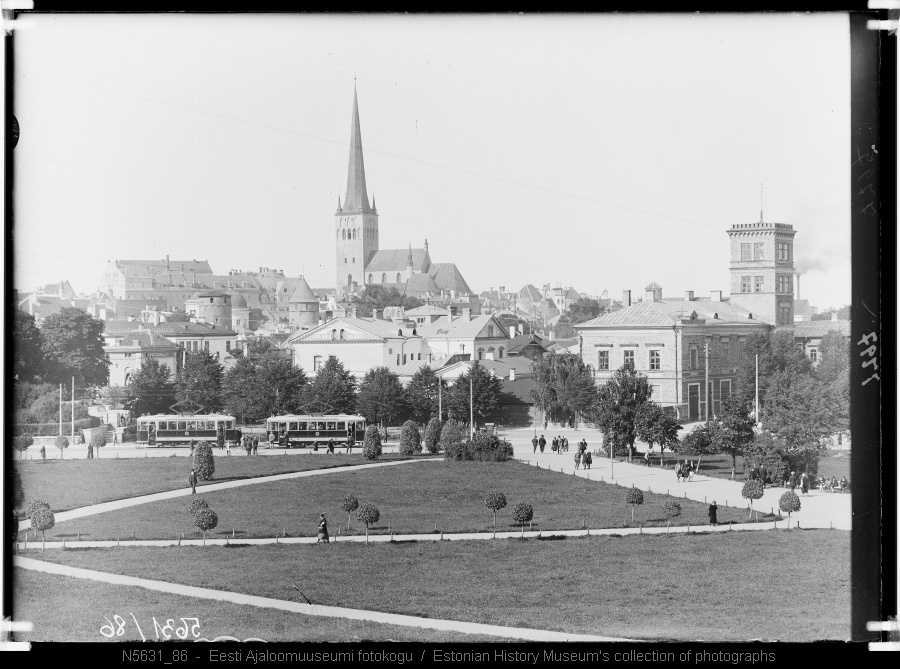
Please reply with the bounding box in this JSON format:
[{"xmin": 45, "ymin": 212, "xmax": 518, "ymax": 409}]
[
  {"xmin": 335, "ymin": 84, "xmax": 379, "ymax": 291},
  {"xmin": 727, "ymin": 204, "xmax": 796, "ymax": 327}
]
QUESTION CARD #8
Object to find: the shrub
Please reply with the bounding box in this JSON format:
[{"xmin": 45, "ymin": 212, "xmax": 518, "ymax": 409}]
[
  {"xmin": 438, "ymin": 420, "xmax": 466, "ymax": 456},
  {"xmin": 423, "ymin": 418, "xmax": 443, "ymax": 454},
  {"xmin": 625, "ymin": 488, "xmax": 644, "ymax": 522},
  {"xmin": 663, "ymin": 500, "xmax": 682, "ymax": 528},
  {"xmin": 512, "ymin": 501, "xmax": 534, "ymax": 536},
  {"xmin": 27, "ymin": 499, "xmax": 50, "ymax": 519},
  {"xmin": 741, "ymin": 479, "xmax": 765, "ymax": 520},
  {"xmin": 31, "ymin": 505, "xmax": 56, "ymax": 552},
  {"xmin": 677, "ymin": 423, "xmax": 714, "ymax": 455},
  {"xmin": 398, "ymin": 421, "xmax": 423, "ymax": 455},
  {"xmin": 193, "ymin": 507, "xmax": 218, "ymax": 545},
  {"xmin": 54, "ymin": 436, "xmax": 69, "ymax": 457},
  {"xmin": 356, "ymin": 502, "xmax": 380, "ymax": 544},
  {"xmin": 362, "ymin": 426, "xmax": 382, "ymax": 460},
  {"xmin": 484, "ymin": 491, "xmax": 508, "ymax": 528},
  {"xmin": 189, "ymin": 498, "xmax": 209, "ymax": 516},
  {"xmin": 13, "ymin": 435, "xmax": 33, "ymax": 457},
  {"xmin": 73, "ymin": 416, "xmax": 102, "ymax": 431},
  {"xmin": 193, "ymin": 442, "xmax": 215, "ymax": 481},
  {"xmin": 779, "ymin": 491, "xmax": 801, "ymax": 521},
  {"xmin": 471, "ymin": 433, "xmax": 514, "ymax": 462},
  {"xmin": 340, "ymin": 494, "xmax": 359, "ymax": 529},
  {"xmin": 91, "ymin": 432, "xmax": 107, "ymax": 450}
]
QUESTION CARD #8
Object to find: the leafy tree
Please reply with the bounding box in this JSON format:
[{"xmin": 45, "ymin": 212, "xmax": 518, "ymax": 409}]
[
  {"xmin": 590, "ymin": 364, "xmax": 652, "ymax": 460},
  {"xmin": 423, "ymin": 417, "xmax": 443, "ymax": 454},
  {"xmin": 31, "ymin": 504, "xmax": 55, "ymax": 552},
  {"xmin": 438, "ymin": 419, "xmax": 466, "ymax": 454},
  {"xmin": 816, "ymin": 330, "xmax": 850, "ymax": 436},
  {"xmin": 484, "ymin": 491, "xmax": 507, "ymax": 528},
  {"xmin": 176, "ymin": 351, "xmax": 224, "ymax": 413},
  {"xmin": 13, "ymin": 436, "xmax": 33, "ymax": 459},
  {"xmin": 663, "ymin": 500, "xmax": 682, "ymax": 529},
  {"xmin": 193, "ymin": 442, "xmax": 216, "ymax": 481},
  {"xmin": 126, "ymin": 358, "xmax": 176, "ymax": 417},
  {"xmin": 40, "ymin": 308, "xmax": 109, "ymax": 386},
  {"xmin": 351, "ymin": 285, "xmax": 423, "ymax": 311},
  {"xmin": 779, "ymin": 491, "xmax": 801, "ymax": 522},
  {"xmin": 564, "ymin": 297, "xmax": 603, "ymax": 324},
  {"xmin": 737, "ymin": 330, "xmax": 811, "ymax": 412},
  {"xmin": 357, "ymin": 367, "xmax": 406, "ymax": 429},
  {"xmin": 678, "ymin": 422, "xmax": 718, "ymax": 455},
  {"xmin": 254, "ymin": 354, "xmax": 307, "ymax": 418},
  {"xmin": 446, "ymin": 362, "xmax": 503, "ymax": 426},
  {"xmin": 512, "ymin": 501, "xmax": 533, "ymax": 537},
  {"xmin": 741, "ymin": 479, "xmax": 765, "ymax": 520},
  {"xmin": 12, "ymin": 469, "xmax": 25, "ymax": 509},
  {"xmin": 91, "ymin": 431, "xmax": 106, "ymax": 455},
  {"xmin": 222, "ymin": 356, "xmax": 258, "ymax": 423},
  {"xmin": 404, "ymin": 366, "xmax": 440, "ymax": 424},
  {"xmin": 340, "ymin": 494, "xmax": 359, "ymax": 529},
  {"xmin": 625, "ymin": 488, "xmax": 644, "ymax": 522},
  {"xmin": 744, "ymin": 431, "xmax": 789, "ymax": 485},
  {"xmin": 300, "ymin": 357, "xmax": 356, "ymax": 415},
  {"xmin": 635, "ymin": 403, "xmax": 682, "ymax": 466},
  {"xmin": 398, "ymin": 421, "xmax": 422, "ymax": 455},
  {"xmin": 445, "ymin": 432, "xmax": 514, "ymax": 462},
  {"xmin": 189, "ymin": 498, "xmax": 209, "ymax": 516},
  {"xmin": 194, "ymin": 507, "xmax": 218, "ymax": 546},
  {"xmin": 530, "ymin": 352, "xmax": 596, "ymax": 427},
  {"xmin": 709, "ymin": 397, "xmax": 755, "ymax": 470},
  {"xmin": 362, "ymin": 425, "xmax": 382, "ymax": 461},
  {"xmin": 356, "ymin": 502, "xmax": 380, "ymax": 544},
  {"xmin": 55, "ymin": 435, "xmax": 68, "ymax": 458},
  {"xmin": 13, "ymin": 310, "xmax": 44, "ymax": 382}
]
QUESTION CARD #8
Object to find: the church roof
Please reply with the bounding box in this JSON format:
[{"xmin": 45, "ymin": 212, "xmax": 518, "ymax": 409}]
[
  {"xmin": 339, "ymin": 85, "xmax": 373, "ymax": 215},
  {"xmin": 519, "ymin": 284, "xmax": 543, "ymax": 302},
  {"xmin": 365, "ymin": 248, "xmax": 430, "ymax": 273},
  {"xmin": 428, "ymin": 263, "xmax": 472, "ymax": 294},
  {"xmin": 401, "ymin": 273, "xmax": 441, "ymax": 297}
]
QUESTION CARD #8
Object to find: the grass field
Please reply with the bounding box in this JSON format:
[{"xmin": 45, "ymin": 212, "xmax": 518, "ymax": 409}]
[
  {"xmin": 15, "ymin": 453, "xmax": 424, "ymax": 512},
  {"xmin": 33, "ymin": 529, "xmax": 850, "ymax": 641},
  {"xmin": 13, "ymin": 568, "xmax": 512, "ymax": 642},
  {"xmin": 29, "ymin": 461, "xmax": 774, "ymax": 541}
]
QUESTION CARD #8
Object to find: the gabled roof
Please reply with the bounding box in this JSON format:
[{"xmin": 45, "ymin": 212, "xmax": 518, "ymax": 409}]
[
  {"xmin": 645, "ymin": 281, "xmax": 662, "ymax": 291},
  {"xmin": 794, "ymin": 299, "xmax": 812, "ymax": 316},
  {"xmin": 117, "ymin": 331, "xmax": 178, "ymax": 349},
  {"xmin": 365, "ymin": 248, "xmax": 430, "ymax": 273},
  {"xmin": 288, "ymin": 277, "xmax": 318, "ymax": 303},
  {"xmin": 519, "ymin": 284, "xmax": 543, "ymax": 302},
  {"xmin": 575, "ymin": 297, "xmax": 761, "ymax": 328},
  {"xmin": 117, "ymin": 259, "xmax": 213, "ymax": 276},
  {"xmin": 794, "ymin": 320, "xmax": 851, "ymax": 338},
  {"xmin": 405, "ymin": 304, "xmax": 450, "ymax": 317},
  {"xmin": 286, "ymin": 316, "xmax": 419, "ymax": 345},
  {"xmin": 507, "ymin": 333, "xmax": 550, "ymax": 354},
  {"xmin": 417, "ymin": 313, "xmax": 509, "ymax": 340},
  {"xmin": 428, "ymin": 263, "xmax": 471, "ymax": 294},
  {"xmin": 401, "ymin": 273, "xmax": 441, "ymax": 297},
  {"xmin": 103, "ymin": 320, "xmax": 142, "ymax": 335}
]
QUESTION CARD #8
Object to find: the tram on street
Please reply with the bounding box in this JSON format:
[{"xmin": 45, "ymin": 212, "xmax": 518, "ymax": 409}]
[
  {"xmin": 265, "ymin": 414, "xmax": 366, "ymax": 448},
  {"xmin": 136, "ymin": 414, "xmax": 239, "ymax": 447}
]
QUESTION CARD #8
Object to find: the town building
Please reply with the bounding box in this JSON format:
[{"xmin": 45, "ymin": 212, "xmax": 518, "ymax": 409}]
[
  {"xmin": 416, "ymin": 313, "xmax": 512, "ymax": 364},
  {"xmin": 793, "ymin": 315, "xmax": 851, "ymax": 365},
  {"xmin": 105, "ymin": 330, "xmax": 179, "ymax": 387}
]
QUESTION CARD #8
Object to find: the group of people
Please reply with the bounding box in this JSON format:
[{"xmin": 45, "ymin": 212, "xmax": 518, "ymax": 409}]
[
  {"xmin": 817, "ymin": 475, "xmax": 848, "ymax": 493},
  {"xmin": 241, "ymin": 434, "xmax": 261, "ymax": 455},
  {"xmin": 573, "ymin": 440, "xmax": 592, "ymax": 470},
  {"xmin": 786, "ymin": 471, "xmax": 811, "ymax": 496},
  {"xmin": 747, "ymin": 463, "xmax": 770, "ymax": 487},
  {"xmin": 676, "ymin": 460, "xmax": 697, "ymax": 482}
]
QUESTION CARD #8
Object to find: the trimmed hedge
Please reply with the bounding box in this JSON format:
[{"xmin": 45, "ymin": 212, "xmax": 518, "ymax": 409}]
[
  {"xmin": 193, "ymin": 442, "xmax": 216, "ymax": 481},
  {"xmin": 362, "ymin": 426, "xmax": 382, "ymax": 461},
  {"xmin": 398, "ymin": 421, "xmax": 422, "ymax": 455},
  {"xmin": 423, "ymin": 418, "xmax": 443, "ymax": 454},
  {"xmin": 444, "ymin": 432, "xmax": 514, "ymax": 462}
]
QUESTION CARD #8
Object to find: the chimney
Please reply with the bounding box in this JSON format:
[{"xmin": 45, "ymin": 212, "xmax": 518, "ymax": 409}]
[
  {"xmin": 831, "ymin": 311, "xmax": 838, "ymax": 321},
  {"xmin": 685, "ymin": 291, "xmax": 694, "ymax": 301},
  {"xmin": 499, "ymin": 286, "xmax": 505, "ymax": 293},
  {"xmin": 509, "ymin": 368, "xmax": 516, "ymax": 381},
  {"xmin": 796, "ymin": 274, "xmax": 801, "ymax": 300},
  {"xmin": 711, "ymin": 290, "xmax": 723, "ymax": 302},
  {"xmin": 462, "ymin": 307, "xmax": 471, "ymax": 320},
  {"xmin": 622, "ymin": 290, "xmax": 631, "ymax": 307}
]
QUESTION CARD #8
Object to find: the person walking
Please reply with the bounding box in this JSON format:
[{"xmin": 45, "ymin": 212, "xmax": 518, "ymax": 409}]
[
  {"xmin": 708, "ymin": 500, "xmax": 718, "ymax": 526},
  {"xmin": 235, "ymin": 426, "xmax": 243, "ymax": 452},
  {"xmin": 87, "ymin": 441, "xmax": 94, "ymax": 459},
  {"xmin": 644, "ymin": 450, "xmax": 651, "ymax": 467},
  {"xmin": 316, "ymin": 513, "xmax": 330, "ymax": 543},
  {"xmin": 574, "ymin": 450, "xmax": 581, "ymax": 470},
  {"xmin": 252, "ymin": 435, "xmax": 259, "ymax": 455},
  {"xmin": 562, "ymin": 436, "xmax": 569, "ymax": 452},
  {"xmin": 584, "ymin": 450, "xmax": 592, "ymax": 469},
  {"xmin": 552, "ymin": 436, "xmax": 559, "ymax": 453},
  {"xmin": 538, "ymin": 435, "xmax": 546, "ymax": 453},
  {"xmin": 759, "ymin": 464, "xmax": 768, "ymax": 488},
  {"xmin": 801, "ymin": 472, "xmax": 810, "ymax": 496},
  {"xmin": 40, "ymin": 444, "xmax": 46, "ymax": 460},
  {"xmin": 189, "ymin": 468, "xmax": 197, "ymax": 495},
  {"xmin": 676, "ymin": 462, "xmax": 683, "ymax": 483},
  {"xmin": 327, "ymin": 437, "xmax": 335, "ymax": 455},
  {"xmin": 268, "ymin": 431, "xmax": 275, "ymax": 449},
  {"xmin": 788, "ymin": 471, "xmax": 798, "ymax": 494},
  {"xmin": 532, "ymin": 436, "xmax": 538, "ymax": 453}
]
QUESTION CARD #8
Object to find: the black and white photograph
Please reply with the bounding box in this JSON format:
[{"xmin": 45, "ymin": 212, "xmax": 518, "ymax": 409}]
[{"xmin": 3, "ymin": 11, "xmax": 887, "ymax": 649}]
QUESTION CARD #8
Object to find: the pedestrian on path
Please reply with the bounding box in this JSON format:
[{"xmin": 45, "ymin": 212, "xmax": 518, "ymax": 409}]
[
  {"xmin": 532, "ymin": 436, "xmax": 538, "ymax": 453},
  {"xmin": 562, "ymin": 436, "xmax": 569, "ymax": 452},
  {"xmin": 759, "ymin": 464, "xmax": 768, "ymax": 488},
  {"xmin": 87, "ymin": 442, "xmax": 94, "ymax": 459},
  {"xmin": 552, "ymin": 436, "xmax": 559, "ymax": 452},
  {"xmin": 539, "ymin": 435, "xmax": 546, "ymax": 453},
  {"xmin": 327, "ymin": 437, "xmax": 335, "ymax": 455},
  {"xmin": 583, "ymin": 451, "xmax": 592, "ymax": 469},
  {"xmin": 317, "ymin": 514, "xmax": 330, "ymax": 543},
  {"xmin": 708, "ymin": 500, "xmax": 718, "ymax": 526},
  {"xmin": 644, "ymin": 450, "xmax": 651, "ymax": 467},
  {"xmin": 676, "ymin": 462, "xmax": 683, "ymax": 483},
  {"xmin": 801, "ymin": 472, "xmax": 809, "ymax": 496},
  {"xmin": 574, "ymin": 451, "xmax": 581, "ymax": 470},
  {"xmin": 789, "ymin": 471, "xmax": 798, "ymax": 493},
  {"xmin": 252, "ymin": 435, "xmax": 259, "ymax": 455},
  {"xmin": 40, "ymin": 444, "xmax": 46, "ymax": 460},
  {"xmin": 189, "ymin": 469, "xmax": 197, "ymax": 494},
  {"xmin": 268, "ymin": 432, "xmax": 275, "ymax": 449}
]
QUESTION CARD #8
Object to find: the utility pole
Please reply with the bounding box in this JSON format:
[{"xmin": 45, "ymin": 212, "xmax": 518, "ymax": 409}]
[
  {"xmin": 59, "ymin": 384, "xmax": 63, "ymax": 436},
  {"xmin": 469, "ymin": 375, "xmax": 474, "ymax": 438},
  {"xmin": 71, "ymin": 377, "xmax": 75, "ymax": 441},
  {"xmin": 705, "ymin": 339, "xmax": 710, "ymax": 422},
  {"xmin": 755, "ymin": 353, "xmax": 759, "ymax": 426}
]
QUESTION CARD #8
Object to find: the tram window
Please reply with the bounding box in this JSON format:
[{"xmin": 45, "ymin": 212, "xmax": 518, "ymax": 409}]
[
  {"xmin": 169, "ymin": 421, "xmax": 179, "ymax": 430},
  {"xmin": 317, "ymin": 421, "xmax": 327, "ymax": 430},
  {"xmin": 326, "ymin": 422, "xmax": 336, "ymax": 430},
  {"xmin": 289, "ymin": 422, "xmax": 298, "ymax": 431},
  {"xmin": 176, "ymin": 421, "xmax": 186, "ymax": 431},
  {"xmin": 227, "ymin": 421, "xmax": 234, "ymax": 429},
  {"xmin": 337, "ymin": 421, "xmax": 346, "ymax": 430},
  {"xmin": 187, "ymin": 421, "xmax": 197, "ymax": 430},
  {"xmin": 297, "ymin": 422, "xmax": 307, "ymax": 430}
]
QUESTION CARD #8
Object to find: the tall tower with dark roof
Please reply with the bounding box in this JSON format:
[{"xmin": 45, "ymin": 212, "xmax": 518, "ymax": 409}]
[{"xmin": 335, "ymin": 84, "xmax": 379, "ymax": 291}]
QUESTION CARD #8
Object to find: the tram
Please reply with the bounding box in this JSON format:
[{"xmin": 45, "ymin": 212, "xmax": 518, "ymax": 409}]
[
  {"xmin": 265, "ymin": 414, "xmax": 366, "ymax": 448},
  {"xmin": 136, "ymin": 414, "xmax": 239, "ymax": 447}
]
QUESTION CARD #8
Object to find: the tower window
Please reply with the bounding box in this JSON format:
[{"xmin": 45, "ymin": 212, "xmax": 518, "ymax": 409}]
[
  {"xmin": 741, "ymin": 276, "xmax": 751, "ymax": 293},
  {"xmin": 753, "ymin": 242, "xmax": 764, "ymax": 260},
  {"xmin": 754, "ymin": 276, "xmax": 764, "ymax": 293},
  {"xmin": 740, "ymin": 243, "xmax": 751, "ymax": 262}
]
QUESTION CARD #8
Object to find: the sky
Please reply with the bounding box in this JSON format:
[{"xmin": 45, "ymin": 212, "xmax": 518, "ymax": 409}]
[{"xmin": 11, "ymin": 13, "xmax": 852, "ymax": 310}]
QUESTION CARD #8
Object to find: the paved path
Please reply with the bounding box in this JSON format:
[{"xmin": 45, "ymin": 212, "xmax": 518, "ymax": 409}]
[
  {"xmin": 501, "ymin": 426, "xmax": 851, "ymax": 530},
  {"xmin": 19, "ymin": 443, "xmax": 403, "ymax": 460},
  {"xmin": 13, "ymin": 556, "xmax": 628, "ymax": 642},
  {"xmin": 19, "ymin": 458, "xmax": 434, "ymax": 531}
]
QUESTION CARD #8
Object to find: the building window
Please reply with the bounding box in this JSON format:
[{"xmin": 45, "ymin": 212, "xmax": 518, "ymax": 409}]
[
  {"xmin": 314, "ymin": 356, "xmax": 323, "ymax": 372},
  {"xmin": 598, "ymin": 350, "xmax": 609, "ymax": 370},
  {"xmin": 722, "ymin": 340, "xmax": 730, "ymax": 362},
  {"xmin": 352, "ymin": 257, "xmax": 355, "ymax": 264},
  {"xmin": 741, "ymin": 276, "xmax": 751, "ymax": 293},
  {"xmin": 478, "ymin": 348, "xmax": 484, "ymax": 360},
  {"xmin": 418, "ymin": 353, "xmax": 421, "ymax": 360},
  {"xmin": 753, "ymin": 242, "xmax": 764, "ymax": 261},
  {"xmin": 368, "ymin": 274, "xmax": 373, "ymax": 284},
  {"xmin": 397, "ymin": 354, "xmax": 400, "ymax": 365},
  {"xmin": 331, "ymin": 329, "xmax": 336, "ymax": 340},
  {"xmin": 754, "ymin": 276, "xmax": 764, "ymax": 293},
  {"xmin": 740, "ymin": 243, "xmax": 751, "ymax": 261},
  {"xmin": 226, "ymin": 341, "xmax": 231, "ymax": 351},
  {"xmin": 396, "ymin": 273, "xmax": 401, "ymax": 283},
  {"xmin": 649, "ymin": 349, "xmax": 660, "ymax": 370},
  {"xmin": 488, "ymin": 325, "xmax": 494, "ymax": 337},
  {"xmin": 623, "ymin": 349, "xmax": 635, "ymax": 368},
  {"xmin": 339, "ymin": 329, "xmax": 345, "ymax": 340},
  {"xmin": 777, "ymin": 242, "xmax": 792, "ymax": 261},
  {"xmin": 204, "ymin": 341, "xmax": 209, "ymax": 351},
  {"xmin": 776, "ymin": 275, "xmax": 793, "ymax": 294},
  {"xmin": 809, "ymin": 349, "xmax": 818, "ymax": 364},
  {"xmin": 721, "ymin": 379, "xmax": 732, "ymax": 402},
  {"xmin": 690, "ymin": 345, "xmax": 698, "ymax": 370},
  {"xmin": 779, "ymin": 306, "xmax": 791, "ymax": 325},
  {"xmin": 344, "ymin": 258, "xmax": 347, "ymax": 264},
  {"xmin": 499, "ymin": 347, "xmax": 504, "ymax": 359}
]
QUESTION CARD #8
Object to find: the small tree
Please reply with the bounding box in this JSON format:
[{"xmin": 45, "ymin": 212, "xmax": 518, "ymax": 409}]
[
  {"xmin": 340, "ymin": 494, "xmax": 359, "ymax": 529},
  {"xmin": 55, "ymin": 435, "xmax": 69, "ymax": 459},
  {"xmin": 189, "ymin": 498, "xmax": 209, "ymax": 516},
  {"xmin": 625, "ymin": 488, "xmax": 644, "ymax": 522},
  {"xmin": 193, "ymin": 442, "xmax": 216, "ymax": 481},
  {"xmin": 779, "ymin": 491, "xmax": 801, "ymax": 523},
  {"xmin": 484, "ymin": 491, "xmax": 508, "ymax": 528},
  {"xmin": 512, "ymin": 501, "xmax": 534, "ymax": 537},
  {"xmin": 741, "ymin": 479, "xmax": 765, "ymax": 520},
  {"xmin": 13, "ymin": 435, "xmax": 33, "ymax": 459},
  {"xmin": 423, "ymin": 417, "xmax": 443, "ymax": 454},
  {"xmin": 663, "ymin": 500, "xmax": 682, "ymax": 529},
  {"xmin": 356, "ymin": 502, "xmax": 380, "ymax": 544},
  {"xmin": 91, "ymin": 431, "xmax": 106, "ymax": 456},
  {"xmin": 31, "ymin": 505, "xmax": 56, "ymax": 552},
  {"xmin": 194, "ymin": 507, "xmax": 218, "ymax": 546},
  {"xmin": 438, "ymin": 419, "xmax": 466, "ymax": 455},
  {"xmin": 398, "ymin": 421, "xmax": 422, "ymax": 455},
  {"xmin": 362, "ymin": 425, "xmax": 382, "ymax": 460}
]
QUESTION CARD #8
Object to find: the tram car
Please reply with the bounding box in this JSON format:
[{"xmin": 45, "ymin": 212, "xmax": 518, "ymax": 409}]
[
  {"xmin": 265, "ymin": 414, "xmax": 366, "ymax": 448},
  {"xmin": 136, "ymin": 414, "xmax": 239, "ymax": 447}
]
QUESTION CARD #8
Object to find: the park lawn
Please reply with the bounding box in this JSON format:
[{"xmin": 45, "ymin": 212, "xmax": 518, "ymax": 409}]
[
  {"xmin": 30, "ymin": 461, "xmax": 772, "ymax": 541},
  {"xmin": 12, "ymin": 568, "xmax": 510, "ymax": 642},
  {"xmin": 35, "ymin": 529, "xmax": 850, "ymax": 641},
  {"xmin": 15, "ymin": 453, "xmax": 424, "ymax": 512}
]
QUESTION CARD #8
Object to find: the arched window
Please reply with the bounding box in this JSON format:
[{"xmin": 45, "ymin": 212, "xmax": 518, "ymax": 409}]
[
  {"xmin": 396, "ymin": 273, "xmax": 401, "ymax": 283},
  {"xmin": 382, "ymin": 274, "xmax": 386, "ymax": 283},
  {"xmin": 478, "ymin": 348, "xmax": 484, "ymax": 360},
  {"xmin": 368, "ymin": 274, "xmax": 373, "ymax": 284},
  {"xmin": 499, "ymin": 347, "xmax": 504, "ymax": 359},
  {"xmin": 347, "ymin": 273, "xmax": 353, "ymax": 286},
  {"xmin": 343, "ymin": 229, "xmax": 347, "ymax": 240},
  {"xmin": 398, "ymin": 329, "xmax": 403, "ymax": 336},
  {"xmin": 339, "ymin": 329, "xmax": 345, "ymax": 340},
  {"xmin": 331, "ymin": 329, "xmax": 336, "ymax": 340}
]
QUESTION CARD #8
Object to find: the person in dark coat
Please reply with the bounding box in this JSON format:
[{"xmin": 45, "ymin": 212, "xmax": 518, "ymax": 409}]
[
  {"xmin": 538, "ymin": 435, "xmax": 546, "ymax": 453},
  {"xmin": 584, "ymin": 451, "xmax": 592, "ymax": 469},
  {"xmin": 189, "ymin": 468, "xmax": 198, "ymax": 494},
  {"xmin": 316, "ymin": 514, "xmax": 330, "ymax": 543},
  {"xmin": 788, "ymin": 471, "xmax": 798, "ymax": 493},
  {"xmin": 532, "ymin": 436, "xmax": 538, "ymax": 453},
  {"xmin": 87, "ymin": 442, "xmax": 94, "ymax": 459},
  {"xmin": 801, "ymin": 472, "xmax": 809, "ymax": 496},
  {"xmin": 708, "ymin": 500, "xmax": 718, "ymax": 526},
  {"xmin": 759, "ymin": 464, "xmax": 768, "ymax": 488},
  {"xmin": 40, "ymin": 444, "xmax": 46, "ymax": 460},
  {"xmin": 327, "ymin": 437, "xmax": 335, "ymax": 455},
  {"xmin": 252, "ymin": 435, "xmax": 259, "ymax": 455}
]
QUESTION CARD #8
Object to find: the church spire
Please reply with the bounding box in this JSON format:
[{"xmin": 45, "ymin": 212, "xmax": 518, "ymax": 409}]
[{"xmin": 342, "ymin": 83, "xmax": 372, "ymax": 214}]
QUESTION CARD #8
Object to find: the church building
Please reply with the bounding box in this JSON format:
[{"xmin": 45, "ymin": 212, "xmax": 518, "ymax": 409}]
[{"xmin": 334, "ymin": 86, "xmax": 472, "ymax": 299}]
